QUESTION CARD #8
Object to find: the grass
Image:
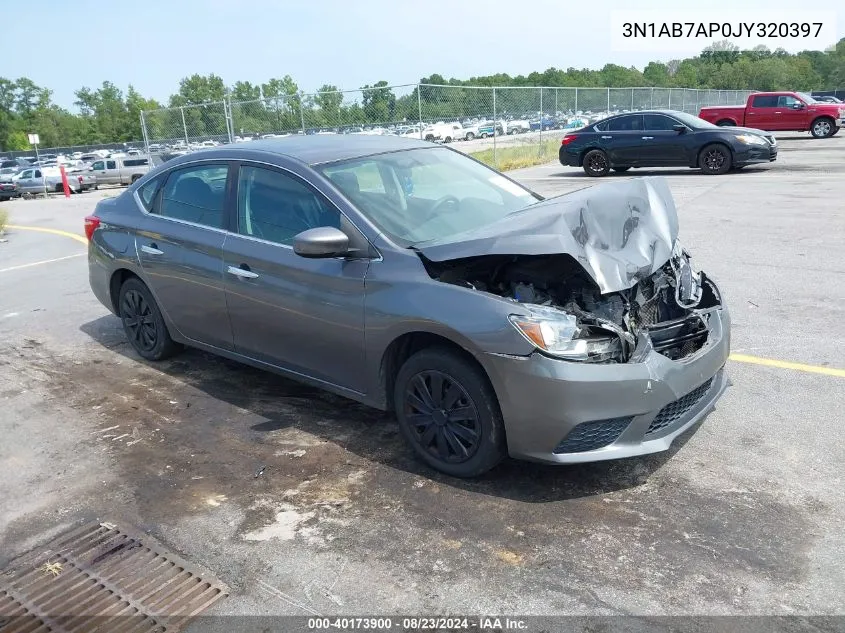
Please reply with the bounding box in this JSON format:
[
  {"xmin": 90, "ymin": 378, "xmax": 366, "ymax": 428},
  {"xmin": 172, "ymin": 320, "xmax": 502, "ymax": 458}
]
[
  {"xmin": 469, "ymin": 138, "xmax": 561, "ymax": 171},
  {"xmin": 0, "ymin": 208, "xmax": 7, "ymax": 234}
]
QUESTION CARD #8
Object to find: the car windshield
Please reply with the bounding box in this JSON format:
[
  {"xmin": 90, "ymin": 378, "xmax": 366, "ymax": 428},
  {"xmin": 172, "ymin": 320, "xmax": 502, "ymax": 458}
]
[
  {"xmin": 797, "ymin": 92, "xmax": 817, "ymax": 103},
  {"xmin": 670, "ymin": 111, "xmax": 718, "ymax": 130},
  {"xmin": 318, "ymin": 147, "xmax": 540, "ymax": 246}
]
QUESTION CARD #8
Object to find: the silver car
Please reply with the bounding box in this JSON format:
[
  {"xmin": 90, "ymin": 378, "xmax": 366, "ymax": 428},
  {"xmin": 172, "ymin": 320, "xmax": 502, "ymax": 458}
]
[{"xmin": 85, "ymin": 136, "xmax": 729, "ymax": 477}]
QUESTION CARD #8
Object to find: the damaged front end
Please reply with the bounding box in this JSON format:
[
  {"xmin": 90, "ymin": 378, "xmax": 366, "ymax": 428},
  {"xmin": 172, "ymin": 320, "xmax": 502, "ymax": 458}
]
[
  {"xmin": 415, "ymin": 177, "xmax": 725, "ymax": 364},
  {"xmin": 423, "ymin": 242, "xmax": 722, "ymax": 365}
]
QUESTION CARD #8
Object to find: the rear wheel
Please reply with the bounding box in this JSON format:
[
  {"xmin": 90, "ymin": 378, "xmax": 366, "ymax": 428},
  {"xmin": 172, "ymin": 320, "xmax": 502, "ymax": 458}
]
[
  {"xmin": 716, "ymin": 120, "xmax": 735, "ymax": 127},
  {"xmin": 810, "ymin": 117, "xmax": 835, "ymax": 138},
  {"xmin": 582, "ymin": 149, "xmax": 611, "ymax": 177},
  {"xmin": 465, "ymin": 132, "xmax": 475, "ymax": 141},
  {"xmin": 118, "ymin": 277, "xmax": 181, "ymax": 361},
  {"xmin": 699, "ymin": 143, "xmax": 732, "ymax": 175},
  {"xmin": 480, "ymin": 132, "xmax": 488, "ymax": 138},
  {"xmin": 394, "ymin": 348, "xmax": 506, "ymax": 478}
]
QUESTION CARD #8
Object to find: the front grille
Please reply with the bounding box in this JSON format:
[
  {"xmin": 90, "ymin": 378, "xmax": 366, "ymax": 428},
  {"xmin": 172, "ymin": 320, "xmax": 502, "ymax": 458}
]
[
  {"xmin": 554, "ymin": 416, "xmax": 633, "ymax": 454},
  {"xmin": 648, "ymin": 316, "xmax": 708, "ymax": 360},
  {"xmin": 646, "ymin": 377, "xmax": 714, "ymax": 436}
]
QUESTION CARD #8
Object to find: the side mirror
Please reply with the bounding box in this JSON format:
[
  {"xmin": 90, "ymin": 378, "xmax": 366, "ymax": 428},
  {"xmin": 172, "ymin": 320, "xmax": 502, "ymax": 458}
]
[
  {"xmin": 293, "ymin": 226, "xmax": 350, "ymax": 258},
  {"xmin": 672, "ymin": 124, "xmax": 687, "ymax": 133},
  {"xmin": 792, "ymin": 102, "xmax": 804, "ymax": 109}
]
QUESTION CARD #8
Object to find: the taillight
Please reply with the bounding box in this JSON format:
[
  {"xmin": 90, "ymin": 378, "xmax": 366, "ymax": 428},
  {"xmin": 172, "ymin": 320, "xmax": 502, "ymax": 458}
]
[
  {"xmin": 561, "ymin": 135, "xmax": 578, "ymax": 145},
  {"xmin": 84, "ymin": 215, "xmax": 100, "ymax": 241},
  {"xmin": 78, "ymin": 176, "xmax": 84, "ymax": 183}
]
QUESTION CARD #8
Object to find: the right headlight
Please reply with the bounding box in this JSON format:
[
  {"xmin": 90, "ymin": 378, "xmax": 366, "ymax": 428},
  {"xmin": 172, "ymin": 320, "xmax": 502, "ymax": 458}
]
[
  {"xmin": 735, "ymin": 134, "xmax": 767, "ymax": 146},
  {"xmin": 508, "ymin": 306, "xmax": 622, "ymax": 363}
]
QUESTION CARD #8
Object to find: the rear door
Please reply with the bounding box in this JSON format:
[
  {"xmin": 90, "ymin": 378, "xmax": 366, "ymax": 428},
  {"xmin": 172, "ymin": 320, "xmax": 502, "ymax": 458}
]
[
  {"xmin": 602, "ymin": 114, "xmax": 645, "ymax": 164},
  {"xmin": 222, "ymin": 162, "xmax": 368, "ymax": 392},
  {"xmin": 746, "ymin": 94, "xmax": 778, "ymax": 130},
  {"xmin": 136, "ymin": 161, "xmax": 234, "ymax": 350},
  {"xmin": 639, "ymin": 114, "xmax": 689, "ymax": 165}
]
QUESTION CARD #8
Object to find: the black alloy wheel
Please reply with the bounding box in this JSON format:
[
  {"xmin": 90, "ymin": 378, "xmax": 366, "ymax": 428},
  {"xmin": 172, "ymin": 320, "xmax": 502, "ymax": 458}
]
[
  {"xmin": 582, "ymin": 149, "xmax": 610, "ymax": 177},
  {"xmin": 404, "ymin": 370, "xmax": 481, "ymax": 464},
  {"xmin": 699, "ymin": 144, "xmax": 732, "ymax": 175},
  {"xmin": 118, "ymin": 278, "xmax": 181, "ymax": 361}
]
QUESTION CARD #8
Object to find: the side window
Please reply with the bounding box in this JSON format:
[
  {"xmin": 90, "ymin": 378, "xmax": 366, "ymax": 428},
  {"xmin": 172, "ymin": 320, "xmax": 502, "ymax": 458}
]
[
  {"xmin": 608, "ymin": 115, "xmax": 643, "ymax": 131},
  {"xmin": 137, "ymin": 174, "xmax": 165, "ymax": 211},
  {"xmin": 156, "ymin": 164, "xmax": 228, "ymax": 228},
  {"xmin": 643, "ymin": 114, "xmax": 679, "ymax": 131},
  {"xmin": 779, "ymin": 95, "xmax": 801, "ymax": 107},
  {"xmin": 593, "ymin": 121, "xmax": 608, "ymax": 132},
  {"xmin": 92, "ymin": 161, "xmax": 104, "ymax": 170},
  {"xmin": 106, "ymin": 160, "xmax": 117, "ymax": 169},
  {"xmin": 237, "ymin": 166, "xmax": 340, "ymax": 246},
  {"xmin": 19, "ymin": 170, "xmax": 31, "ymax": 179},
  {"xmin": 34, "ymin": 170, "xmax": 41, "ymax": 178},
  {"xmin": 751, "ymin": 95, "xmax": 777, "ymax": 108}
]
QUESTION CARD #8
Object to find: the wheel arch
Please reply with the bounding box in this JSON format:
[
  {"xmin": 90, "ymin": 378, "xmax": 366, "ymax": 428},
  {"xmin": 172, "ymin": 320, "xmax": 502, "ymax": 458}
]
[
  {"xmin": 108, "ymin": 268, "xmax": 142, "ymax": 314},
  {"xmin": 577, "ymin": 145, "xmax": 605, "ymax": 167},
  {"xmin": 377, "ymin": 330, "xmax": 501, "ymax": 417}
]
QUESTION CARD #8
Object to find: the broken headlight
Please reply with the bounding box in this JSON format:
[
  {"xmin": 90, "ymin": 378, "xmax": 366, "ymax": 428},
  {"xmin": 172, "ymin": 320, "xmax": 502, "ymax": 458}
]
[{"xmin": 509, "ymin": 306, "xmax": 622, "ymax": 362}]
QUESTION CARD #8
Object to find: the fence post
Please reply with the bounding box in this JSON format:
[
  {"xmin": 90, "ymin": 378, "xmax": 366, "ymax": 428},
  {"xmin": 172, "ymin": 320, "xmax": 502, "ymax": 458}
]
[
  {"xmin": 417, "ymin": 84, "xmax": 423, "ymax": 139},
  {"xmin": 492, "ymin": 86, "xmax": 497, "ymax": 168},
  {"xmin": 299, "ymin": 95, "xmax": 306, "ymax": 134},
  {"xmin": 554, "ymin": 88, "xmax": 558, "ymax": 116},
  {"xmin": 575, "ymin": 87, "xmax": 578, "ymax": 113},
  {"xmin": 180, "ymin": 106, "xmax": 189, "ymax": 146},
  {"xmin": 140, "ymin": 111, "xmax": 150, "ymax": 156},
  {"xmin": 631, "ymin": 88, "xmax": 635, "ymax": 111},
  {"xmin": 667, "ymin": 90, "xmax": 672, "ymax": 110},
  {"xmin": 650, "ymin": 87, "xmax": 654, "ymax": 109},
  {"xmin": 681, "ymin": 90, "xmax": 685, "ymax": 113},
  {"xmin": 538, "ymin": 87, "xmax": 543, "ymax": 144},
  {"xmin": 607, "ymin": 87, "xmax": 610, "ymax": 112},
  {"xmin": 224, "ymin": 99, "xmax": 234, "ymax": 143}
]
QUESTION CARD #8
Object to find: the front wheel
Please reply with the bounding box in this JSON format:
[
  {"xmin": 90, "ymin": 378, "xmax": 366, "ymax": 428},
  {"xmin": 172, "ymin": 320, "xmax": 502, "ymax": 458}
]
[
  {"xmin": 810, "ymin": 117, "xmax": 835, "ymax": 138},
  {"xmin": 699, "ymin": 143, "xmax": 732, "ymax": 175},
  {"xmin": 480, "ymin": 132, "xmax": 488, "ymax": 138},
  {"xmin": 582, "ymin": 149, "xmax": 611, "ymax": 177},
  {"xmin": 394, "ymin": 348, "xmax": 506, "ymax": 478},
  {"xmin": 118, "ymin": 277, "xmax": 181, "ymax": 361},
  {"xmin": 465, "ymin": 132, "xmax": 475, "ymax": 141}
]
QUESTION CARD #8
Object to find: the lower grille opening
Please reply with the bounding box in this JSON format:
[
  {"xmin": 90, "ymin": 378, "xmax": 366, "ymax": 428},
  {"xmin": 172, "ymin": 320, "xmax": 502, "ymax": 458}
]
[
  {"xmin": 646, "ymin": 377, "xmax": 714, "ymax": 436},
  {"xmin": 554, "ymin": 416, "xmax": 633, "ymax": 454}
]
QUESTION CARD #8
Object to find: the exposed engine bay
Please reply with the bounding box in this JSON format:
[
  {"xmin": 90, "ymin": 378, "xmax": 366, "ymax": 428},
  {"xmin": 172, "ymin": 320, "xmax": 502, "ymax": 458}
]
[{"xmin": 424, "ymin": 244, "xmax": 722, "ymax": 364}]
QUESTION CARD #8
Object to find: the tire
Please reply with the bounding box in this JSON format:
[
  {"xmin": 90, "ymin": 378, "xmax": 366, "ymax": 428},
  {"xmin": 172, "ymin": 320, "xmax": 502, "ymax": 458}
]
[
  {"xmin": 582, "ymin": 149, "xmax": 611, "ymax": 177},
  {"xmin": 698, "ymin": 143, "xmax": 732, "ymax": 175},
  {"xmin": 612, "ymin": 166, "xmax": 631, "ymax": 173},
  {"xmin": 54, "ymin": 184, "xmax": 63, "ymax": 193},
  {"xmin": 480, "ymin": 132, "xmax": 488, "ymax": 138},
  {"xmin": 425, "ymin": 134, "xmax": 435, "ymax": 142},
  {"xmin": 393, "ymin": 347, "xmax": 506, "ymax": 477},
  {"xmin": 830, "ymin": 128, "xmax": 839, "ymax": 137},
  {"xmin": 465, "ymin": 132, "xmax": 475, "ymax": 141},
  {"xmin": 118, "ymin": 277, "xmax": 181, "ymax": 361},
  {"xmin": 810, "ymin": 117, "xmax": 835, "ymax": 138},
  {"xmin": 444, "ymin": 136, "xmax": 452, "ymax": 143},
  {"xmin": 716, "ymin": 120, "xmax": 735, "ymax": 127},
  {"xmin": 131, "ymin": 174, "xmax": 142, "ymax": 183}
]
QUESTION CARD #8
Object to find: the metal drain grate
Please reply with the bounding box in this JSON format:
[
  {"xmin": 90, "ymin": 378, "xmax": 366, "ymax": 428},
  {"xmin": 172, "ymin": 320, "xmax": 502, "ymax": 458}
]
[{"xmin": 0, "ymin": 521, "xmax": 228, "ymax": 632}]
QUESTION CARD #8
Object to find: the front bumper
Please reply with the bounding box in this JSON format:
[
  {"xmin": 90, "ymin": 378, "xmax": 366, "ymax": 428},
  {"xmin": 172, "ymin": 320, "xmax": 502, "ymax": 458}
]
[
  {"xmin": 734, "ymin": 143, "xmax": 777, "ymax": 165},
  {"xmin": 485, "ymin": 306, "xmax": 731, "ymax": 464}
]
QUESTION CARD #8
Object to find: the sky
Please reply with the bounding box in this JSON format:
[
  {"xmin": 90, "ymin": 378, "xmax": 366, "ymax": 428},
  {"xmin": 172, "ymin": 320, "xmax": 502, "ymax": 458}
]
[{"xmin": 2, "ymin": 0, "xmax": 841, "ymax": 111}]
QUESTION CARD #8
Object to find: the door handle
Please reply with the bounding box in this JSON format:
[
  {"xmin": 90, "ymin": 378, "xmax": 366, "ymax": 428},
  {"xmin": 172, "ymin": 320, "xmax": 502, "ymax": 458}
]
[
  {"xmin": 601, "ymin": 135, "xmax": 613, "ymax": 139},
  {"xmin": 774, "ymin": 111, "xmax": 782, "ymax": 114},
  {"xmin": 227, "ymin": 265, "xmax": 259, "ymax": 279},
  {"xmin": 641, "ymin": 136, "xmax": 654, "ymax": 140},
  {"xmin": 140, "ymin": 244, "xmax": 163, "ymax": 255}
]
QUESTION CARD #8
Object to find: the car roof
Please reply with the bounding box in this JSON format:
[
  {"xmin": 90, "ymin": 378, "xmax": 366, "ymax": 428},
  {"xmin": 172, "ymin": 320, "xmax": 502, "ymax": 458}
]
[{"xmin": 223, "ymin": 134, "xmax": 432, "ymax": 165}]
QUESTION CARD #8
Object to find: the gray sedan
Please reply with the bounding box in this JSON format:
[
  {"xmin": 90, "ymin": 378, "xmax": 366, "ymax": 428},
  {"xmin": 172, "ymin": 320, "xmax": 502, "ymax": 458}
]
[{"xmin": 85, "ymin": 136, "xmax": 729, "ymax": 477}]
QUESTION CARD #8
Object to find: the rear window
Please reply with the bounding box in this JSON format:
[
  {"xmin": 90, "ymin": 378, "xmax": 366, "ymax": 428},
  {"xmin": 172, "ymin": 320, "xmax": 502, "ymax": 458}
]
[
  {"xmin": 123, "ymin": 158, "xmax": 149, "ymax": 167},
  {"xmin": 751, "ymin": 95, "xmax": 777, "ymax": 108}
]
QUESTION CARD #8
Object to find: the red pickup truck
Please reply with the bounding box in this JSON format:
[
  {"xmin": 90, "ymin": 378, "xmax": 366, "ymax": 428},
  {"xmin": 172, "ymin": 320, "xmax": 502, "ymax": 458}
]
[{"xmin": 699, "ymin": 91, "xmax": 845, "ymax": 138}]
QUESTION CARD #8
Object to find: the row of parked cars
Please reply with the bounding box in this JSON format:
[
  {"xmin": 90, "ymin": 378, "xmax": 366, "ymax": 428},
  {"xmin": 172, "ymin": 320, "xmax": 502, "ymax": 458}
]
[{"xmin": 0, "ymin": 150, "xmax": 153, "ymax": 200}]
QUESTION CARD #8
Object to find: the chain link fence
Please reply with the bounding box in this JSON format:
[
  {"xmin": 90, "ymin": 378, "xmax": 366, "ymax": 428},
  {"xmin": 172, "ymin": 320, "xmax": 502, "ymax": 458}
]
[{"xmin": 139, "ymin": 85, "xmax": 754, "ymax": 169}]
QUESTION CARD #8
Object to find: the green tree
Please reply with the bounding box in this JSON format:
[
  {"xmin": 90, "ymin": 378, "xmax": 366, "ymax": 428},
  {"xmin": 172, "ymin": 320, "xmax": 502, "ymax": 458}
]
[
  {"xmin": 6, "ymin": 130, "xmax": 29, "ymax": 150},
  {"xmin": 361, "ymin": 81, "xmax": 395, "ymax": 123}
]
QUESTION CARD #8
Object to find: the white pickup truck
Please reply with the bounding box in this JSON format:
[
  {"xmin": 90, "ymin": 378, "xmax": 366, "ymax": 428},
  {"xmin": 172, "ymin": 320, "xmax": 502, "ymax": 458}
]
[{"xmin": 422, "ymin": 122, "xmax": 464, "ymax": 143}]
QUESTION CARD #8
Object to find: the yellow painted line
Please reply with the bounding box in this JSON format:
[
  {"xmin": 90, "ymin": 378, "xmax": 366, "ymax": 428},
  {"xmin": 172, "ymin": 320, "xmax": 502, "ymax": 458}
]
[
  {"xmin": 0, "ymin": 253, "xmax": 86, "ymax": 273},
  {"xmin": 6, "ymin": 224, "xmax": 88, "ymax": 246},
  {"xmin": 730, "ymin": 353, "xmax": 845, "ymax": 378}
]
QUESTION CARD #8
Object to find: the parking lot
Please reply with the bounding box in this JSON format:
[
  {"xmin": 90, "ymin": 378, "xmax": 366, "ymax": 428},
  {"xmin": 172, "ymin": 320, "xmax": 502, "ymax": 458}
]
[{"xmin": 1, "ymin": 134, "xmax": 844, "ymax": 621}]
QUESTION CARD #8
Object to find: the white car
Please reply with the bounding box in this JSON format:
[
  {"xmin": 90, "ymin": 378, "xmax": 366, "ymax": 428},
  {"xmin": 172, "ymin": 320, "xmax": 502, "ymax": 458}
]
[{"xmin": 422, "ymin": 122, "xmax": 464, "ymax": 143}]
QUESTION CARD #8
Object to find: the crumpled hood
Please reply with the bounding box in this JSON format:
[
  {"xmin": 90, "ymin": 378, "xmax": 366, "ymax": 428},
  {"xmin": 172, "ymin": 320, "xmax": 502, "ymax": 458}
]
[{"xmin": 416, "ymin": 177, "xmax": 679, "ymax": 294}]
